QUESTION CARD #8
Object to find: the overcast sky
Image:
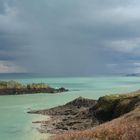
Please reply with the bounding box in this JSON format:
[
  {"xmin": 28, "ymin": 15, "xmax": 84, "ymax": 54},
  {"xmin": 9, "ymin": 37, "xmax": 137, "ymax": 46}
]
[{"xmin": 0, "ymin": 0, "xmax": 140, "ymax": 75}]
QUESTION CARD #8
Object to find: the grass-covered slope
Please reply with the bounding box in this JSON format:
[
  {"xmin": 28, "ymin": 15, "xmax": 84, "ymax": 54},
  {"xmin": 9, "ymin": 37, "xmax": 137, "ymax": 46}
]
[
  {"xmin": 0, "ymin": 80, "xmax": 50, "ymax": 89},
  {"xmin": 90, "ymin": 92, "xmax": 140, "ymax": 122}
]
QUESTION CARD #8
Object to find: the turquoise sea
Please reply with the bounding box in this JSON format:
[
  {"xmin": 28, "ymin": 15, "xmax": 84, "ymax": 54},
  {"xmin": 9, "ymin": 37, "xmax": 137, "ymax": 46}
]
[{"xmin": 1, "ymin": 75, "xmax": 140, "ymax": 140}]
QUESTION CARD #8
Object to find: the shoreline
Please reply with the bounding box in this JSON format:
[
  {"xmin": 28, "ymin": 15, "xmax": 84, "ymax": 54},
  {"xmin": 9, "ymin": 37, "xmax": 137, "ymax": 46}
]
[
  {"xmin": 30, "ymin": 114, "xmax": 52, "ymax": 140},
  {"xmin": 0, "ymin": 87, "xmax": 68, "ymax": 95}
]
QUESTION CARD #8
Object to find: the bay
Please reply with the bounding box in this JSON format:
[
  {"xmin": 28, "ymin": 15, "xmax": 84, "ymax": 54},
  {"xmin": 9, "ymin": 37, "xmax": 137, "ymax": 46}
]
[{"xmin": 0, "ymin": 76, "xmax": 140, "ymax": 140}]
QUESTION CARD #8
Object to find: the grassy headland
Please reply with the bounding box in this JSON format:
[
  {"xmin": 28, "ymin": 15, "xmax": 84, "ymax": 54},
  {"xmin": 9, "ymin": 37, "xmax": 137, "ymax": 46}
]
[
  {"xmin": 29, "ymin": 91, "xmax": 140, "ymax": 140},
  {"xmin": 0, "ymin": 80, "xmax": 68, "ymax": 95},
  {"xmin": 49, "ymin": 92, "xmax": 140, "ymax": 140}
]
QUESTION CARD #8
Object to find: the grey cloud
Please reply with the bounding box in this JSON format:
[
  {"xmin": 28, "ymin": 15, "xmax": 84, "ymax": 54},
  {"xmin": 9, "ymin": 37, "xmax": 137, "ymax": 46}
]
[
  {"xmin": 0, "ymin": 0, "xmax": 140, "ymax": 75},
  {"xmin": 0, "ymin": 0, "xmax": 5, "ymax": 14}
]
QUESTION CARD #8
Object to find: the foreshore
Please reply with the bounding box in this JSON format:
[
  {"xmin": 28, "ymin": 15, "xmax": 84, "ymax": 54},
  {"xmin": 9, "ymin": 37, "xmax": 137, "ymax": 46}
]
[
  {"xmin": 30, "ymin": 114, "xmax": 52, "ymax": 140},
  {"xmin": 28, "ymin": 91, "xmax": 140, "ymax": 140}
]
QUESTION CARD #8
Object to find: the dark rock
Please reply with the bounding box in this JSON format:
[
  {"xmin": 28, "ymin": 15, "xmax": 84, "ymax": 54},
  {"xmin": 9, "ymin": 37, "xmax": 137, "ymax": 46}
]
[
  {"xmin": 28, "ymin": 97, "xmax": 98, "ymax": 134},
  {"xmin": 66, "ymin": 96, "xmax": 96, "ymax": 108},
  {"xmin": 0, "ymin": 86, "xmax": 68, "ymax": 95},
  {"xmin": 57, "ymin": 87, "xmax": 69, "ymax": 92}
]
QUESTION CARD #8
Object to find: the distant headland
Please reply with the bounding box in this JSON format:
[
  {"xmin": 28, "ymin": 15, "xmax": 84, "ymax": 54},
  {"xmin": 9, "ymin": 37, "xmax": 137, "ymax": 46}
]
[
  {"xmin": 0, "ymin": 80, "xmax": 68, "ymax": 95},
  {"xmin": 125, "ymin": 73, "xmax": 140, "ymax": 77}
]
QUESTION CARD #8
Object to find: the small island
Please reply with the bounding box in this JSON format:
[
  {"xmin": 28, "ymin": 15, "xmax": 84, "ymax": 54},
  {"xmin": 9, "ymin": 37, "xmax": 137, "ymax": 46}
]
[{"xmin": 0, "ymin": 80, "xmax": 68, "ymax": 95}]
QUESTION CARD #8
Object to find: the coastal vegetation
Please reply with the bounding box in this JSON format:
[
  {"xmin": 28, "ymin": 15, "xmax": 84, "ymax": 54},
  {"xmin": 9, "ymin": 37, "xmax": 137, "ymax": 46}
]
[
  {"xmin": 29, "ymin": 92, "xmax": 140, "ymax": 140},
  {"xmin": 0, "ymin": 80, "xmax": 68, "ymax": 95},
  {"xmin": 89, "ymin": 92, "xmax": 140, "ymax": 122},
  {"xmin": 0, "ymin": 80, "xmax": 24, "ymax": 89}
]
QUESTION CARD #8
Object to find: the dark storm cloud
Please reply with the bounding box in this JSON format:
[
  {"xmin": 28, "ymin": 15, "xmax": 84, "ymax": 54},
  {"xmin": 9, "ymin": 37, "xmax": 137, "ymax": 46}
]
[
  {"xmin": 0, "ymin": 33, "xmax": 29, "ymax": 50},
  {"xmin": 0, "ymin": 1, "xmax": 5, "ymax": 14},
  {"xmin": 0, "ymin": 0, "xmax": 140, "ymax": 74},
  {"xmin": 0, "ymin": 0, "xmax": 31, "ymax": 67}
]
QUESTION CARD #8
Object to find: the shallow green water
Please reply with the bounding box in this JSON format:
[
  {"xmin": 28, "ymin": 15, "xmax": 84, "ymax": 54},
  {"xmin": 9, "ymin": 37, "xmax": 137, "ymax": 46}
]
[{"xmin": 1, "ymin": 76, "xmax": 140, "ymax": 140}]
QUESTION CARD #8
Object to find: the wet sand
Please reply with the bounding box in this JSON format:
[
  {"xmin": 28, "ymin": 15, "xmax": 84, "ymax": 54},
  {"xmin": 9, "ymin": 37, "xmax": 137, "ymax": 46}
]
[{"xmin": 30, "ymin": 114, "xmax": 52, "ymax": 140}]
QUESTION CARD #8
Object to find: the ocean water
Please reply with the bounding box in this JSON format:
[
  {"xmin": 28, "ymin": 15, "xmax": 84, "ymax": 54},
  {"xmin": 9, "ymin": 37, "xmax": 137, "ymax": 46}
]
[{"xmin": 0, "ymin": 76, "xmax": 140, "ymax": 140}]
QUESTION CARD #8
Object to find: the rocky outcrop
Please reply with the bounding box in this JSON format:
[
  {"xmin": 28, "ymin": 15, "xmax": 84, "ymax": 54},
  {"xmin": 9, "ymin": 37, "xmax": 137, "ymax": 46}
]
[
  {"xmin": 90, "ymin": 93, "xmax": 140, "ymax": 122},
  {"xmin": 0, "ymin": 87, "xmax": 69, "ymax": 95},
  {"xmin": 0, "ymin": 87, "xmax": 68, "ymax": 95},
  {"xmin": 48, "ymin": 93, "xmax": 140, "ymax": 140},
  {"xmin": 28, "ymin": 97, "xmax": 97, "ymax": 134}
]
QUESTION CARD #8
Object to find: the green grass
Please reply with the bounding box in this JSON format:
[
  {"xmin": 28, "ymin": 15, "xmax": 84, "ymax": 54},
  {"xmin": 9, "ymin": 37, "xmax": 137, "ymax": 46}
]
[{"xmin": 0, "ymin": 80, "xmax": 49, "ymax": 89}]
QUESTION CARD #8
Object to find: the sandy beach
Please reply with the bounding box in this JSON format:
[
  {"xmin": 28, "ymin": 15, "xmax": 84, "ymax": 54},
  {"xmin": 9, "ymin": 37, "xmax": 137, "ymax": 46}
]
[{"xmin": 30, "ymin": 114, "xmax": 52, "ymax": 140}]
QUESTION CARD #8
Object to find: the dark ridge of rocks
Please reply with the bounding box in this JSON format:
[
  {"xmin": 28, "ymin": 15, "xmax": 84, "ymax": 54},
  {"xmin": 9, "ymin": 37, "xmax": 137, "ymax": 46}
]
[
  {"xmin": 28, "ymin": 97, "xmax": 98, "ymax": 134},
  {"xmin": 65, "ymin": 96, "xmax": 97, "ymax": 108},
  {"xmin": 28, "ymin": 97, "xmax": 97, "ymax": 115},
  {"xmin": 0, "ymin": 87, "xmax": 68, "ymax": 95}
]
